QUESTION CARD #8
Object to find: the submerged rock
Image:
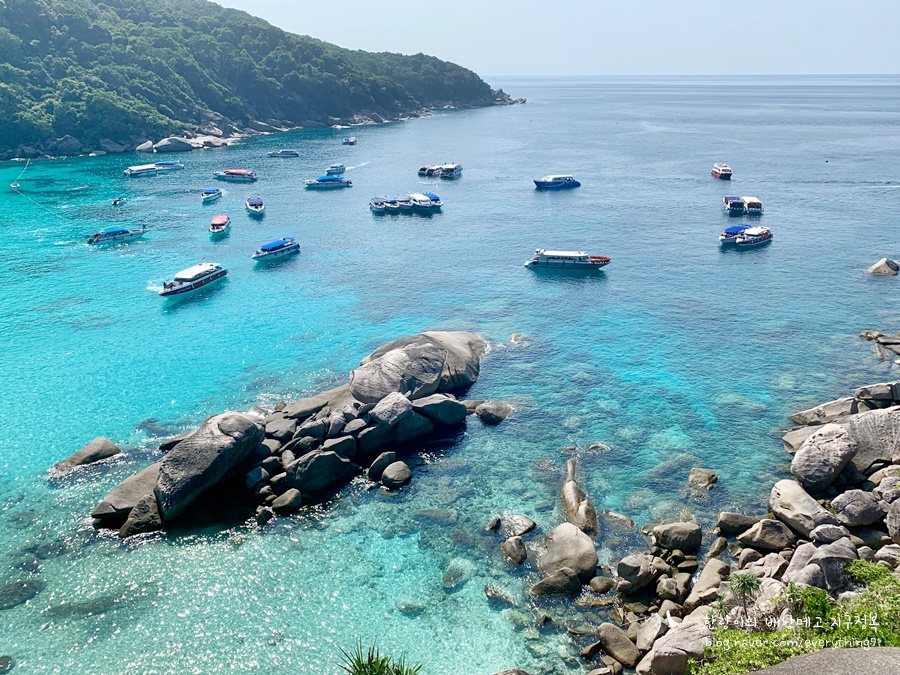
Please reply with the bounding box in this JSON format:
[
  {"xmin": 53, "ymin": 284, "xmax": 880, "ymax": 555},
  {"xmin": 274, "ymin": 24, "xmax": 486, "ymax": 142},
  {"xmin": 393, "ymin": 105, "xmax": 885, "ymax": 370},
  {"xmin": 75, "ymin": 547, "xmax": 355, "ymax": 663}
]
[
  {"xmin": 53, "ymin": 436, "xmax": 122, "ymax": 473},
  {"xmin": 0, "ymin": 579, "xmax": 45, "ymax": 610}
]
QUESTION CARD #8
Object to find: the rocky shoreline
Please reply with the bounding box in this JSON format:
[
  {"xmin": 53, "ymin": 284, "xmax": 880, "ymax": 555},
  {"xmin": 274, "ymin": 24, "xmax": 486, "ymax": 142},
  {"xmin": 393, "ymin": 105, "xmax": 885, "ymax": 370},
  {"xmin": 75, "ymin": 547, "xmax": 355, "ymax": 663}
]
[{"xmin": 5, "ymin": 89, "xmax": 524, "ymax": 161}]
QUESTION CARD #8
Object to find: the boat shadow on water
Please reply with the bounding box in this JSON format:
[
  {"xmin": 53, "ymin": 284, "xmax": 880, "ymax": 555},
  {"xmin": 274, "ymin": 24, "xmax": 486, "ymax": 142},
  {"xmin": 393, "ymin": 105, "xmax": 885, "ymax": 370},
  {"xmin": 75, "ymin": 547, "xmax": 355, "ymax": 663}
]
[{"xmin": 526, "ymin": 267, "xmax": 609, "ymax": 283}]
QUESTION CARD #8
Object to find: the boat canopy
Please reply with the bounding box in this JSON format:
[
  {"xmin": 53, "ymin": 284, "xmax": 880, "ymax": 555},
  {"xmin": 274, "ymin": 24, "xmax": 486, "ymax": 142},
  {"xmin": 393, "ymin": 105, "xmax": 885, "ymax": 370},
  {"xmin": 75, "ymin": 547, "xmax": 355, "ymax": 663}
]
[
  {"xmin": 724, "ymin": 195, "xmax": 742, "ymax": 201},
  {"xmin": 247, "ymin": 197, "xmax": 264, "ymax": 206},
  {"xmin": 315, "ymin": 175, "xmax": 345, "ymax": 181},
  {"xmin": 540, "ymin": 250, "xmax": 588, "ymax": 257},
  {"xmin": 724, "ymin": 224, "xmax": 750, "ymax": 234},
  {"xmin": 211, "ymin": 215, "xmax": 229, "ymax": 225},
  {"xmin": 260, "ymin": 238, "xmax": 294, "ymax": 251},
  {"xmin": 95, "ymin": 227, "xmax": 130, "ymax": 236},
  {"xmin": 225, "ymin": 169, "xmax": 252, "ymax": 174},
  {"xmin": 744, "ymin": 227, "xmax": 768, "ymax": 236},
  {"xmin": 203, "ymin": 188, "xmax": 220, "ymax": 194},
  {"xmin": 423, "ymin": 193, "xmax": 440, "ymax": 200},
  {"xmin": 174, "ymin": 263, "xmax": 220, "ymax": 281},
  {"xmin": 127, "ymin": 164, "xmax": 157, "ymax": 171}
]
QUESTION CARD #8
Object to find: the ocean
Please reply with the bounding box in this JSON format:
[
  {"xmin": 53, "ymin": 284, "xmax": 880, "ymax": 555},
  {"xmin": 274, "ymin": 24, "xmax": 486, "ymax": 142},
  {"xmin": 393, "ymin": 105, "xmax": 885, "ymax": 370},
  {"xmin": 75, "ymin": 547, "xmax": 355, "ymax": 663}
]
[{"xmin": 1, "ymin": 75, "xmax": 899, "ymax": 673}]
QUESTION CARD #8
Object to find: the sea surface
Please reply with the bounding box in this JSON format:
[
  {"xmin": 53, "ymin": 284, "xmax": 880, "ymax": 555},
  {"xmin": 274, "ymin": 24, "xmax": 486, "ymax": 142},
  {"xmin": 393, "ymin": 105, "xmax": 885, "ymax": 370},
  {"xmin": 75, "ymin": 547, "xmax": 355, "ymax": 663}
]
[{"xmin": 1, "ymin": 75, "xmax": 899, "ymax": 674}]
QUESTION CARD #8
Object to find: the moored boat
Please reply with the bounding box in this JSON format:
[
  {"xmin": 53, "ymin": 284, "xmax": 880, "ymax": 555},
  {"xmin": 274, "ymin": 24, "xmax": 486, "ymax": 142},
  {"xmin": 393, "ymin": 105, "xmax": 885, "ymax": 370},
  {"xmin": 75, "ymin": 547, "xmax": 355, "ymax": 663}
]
[
  {"xmin": 209, "ymin": 215, "xmax": 231, "ymax": 236},
  {"xmin": 711, "ymin": 163, "xmax": 733, "ymax": 179},
  {"xmin": 534, "ymin": 174, "xmax": 581, "ymax": 189},
  {"xmin": 396, "ymin": 196, "xmax": 413, "ymax": 211},
  {"xmin": 440, "ymin": 163, "xmax": 463, "ymax": 179},
  {"xmin": 252, "ymin": 237, "xmax": 300, "ymax": 260},
  {"xmin": 326, "ymin": 164, "xmax": 346, "ymax": 175},
  {"xmin": 342, "ymin": 137, "xmax": 357, "ymax": 145},
  {"xmin": 268, "ymin": 149, "xmax": 300, "ymax": 157},
  {"xmin": 88, "ymin": 226, "xmax": 147, "ymax": 245},
  {"xmin": 719, "ymin": 224, "xmax": 750, "ymax": 244},
  {"xmin": 201, "ymin": 187, "xmax": 223, "ymax": 203},
  {"xmin": 524, "ymin": 249, "xmax": 611, "ymax": 269},
  {"xmin": 245, "ymin": 196, "xmax": 265, "ymax": 216},
  {"xmin": 215, "ymin": 169, "xmax": 257, "ymax": 182},
  {"xmin": 123, "ymin": 163, "xmax": 159, "ymax": 177},
  {"xmin": 383, "ymin": 197, "xmax": 401, "ymax": 213},
  {"xmin": 734, "ymin": 226, "xmax": 773, "ymax": 247},
  {"xmin": 112, "ymin": 197, "xmax": 127, "ymax": 206},
  {"xmin": 159, "ymin": 263, "xmax": 227, "ymax": 297},
  {"xmin": 304, "ymin": 175, "xmax": 353, "ymax": 189},
  {"xmin": 418, "ymin": 164, "xmax": 442, "ymax": 177},
  {"xmin": 723, "ymin": 195, "xmax": 746, "ymax": 215},
  {"xmin": 742, "ymin": 195, "xmax": 763, "ymax": 214},
  {"xmin": 408, "ymin": 192, "xmax": 442, "ymax": 211},
  {"xmin": 154, "ymin": 161, "xmax": 184, "ymax": 172},
  {"xmin": 369, "ymin": 197, "xmax": 386, "ymax": 214}
]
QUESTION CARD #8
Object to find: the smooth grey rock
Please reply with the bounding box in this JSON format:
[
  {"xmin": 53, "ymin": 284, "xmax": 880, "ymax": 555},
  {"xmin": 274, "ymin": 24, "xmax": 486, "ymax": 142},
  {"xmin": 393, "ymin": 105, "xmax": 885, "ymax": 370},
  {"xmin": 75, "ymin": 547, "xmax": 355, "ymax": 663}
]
[
  {"xmin": 791, "ymin": 423, "xmax": 858, "ymax": 492},
  {"xmin": 282, "ymin": 395, "xmax": 329, "ymax": 422},
  {"xmin": 782, "ymin": 426, "xmax": 819, "ymax": 454},
  {"xmin": 349, "ymin": 343, "xmax": 446, "ymax": 403},
  {"xmin": 717, "ymin": 512, "xmax": 761, "ymax": 535},
  {"xmin": 356, "ymin": 423, "xmax": 393, "ymax": 457},
  {"xmin": 769, "ymin": 479, "xmax": 838, "ymax": 537},
  {"xmin": 589, "ymin": 576, "xmax": 616, "ymax": 594},
  {"xmin": 153, "ymin": 136, "xmax": 195, "ymax": 152},
  {"xmin": 118, "ymin": 493, "xmax": 162, "ymax": 538},
  {"xmin": 287, "ymin": 450, "xmax": 358, "ymax": 494},
  {"xmin": 343, "ymin": 418, "xmax": 367, "ymax": 435},
  {"xmin": 393, "ymin": 410, "xmax": 433, "ymax": 444},
  {"xmin": 653, "ymin": 522, "xmax": 702, "ymax": 553},
  {"xmin": 841, "ymin": 406, "xmax": 900, "ymax": 474},
  {"xmin": 639, "ymin": 619, "xmax": 712, "ymax": 675},
  {"xmin": 53, "ymin": 436, "xmax": 122, "ymax": 472},
  {"xmin": 855, "ymin": 381, "xmax": 900, "ymax": 401},
  {"xmin": 807, "ymin": 537, "xmax": 858, "ymax": 590},
  {"xmin": 324, "ymin": 411, "xmax": 348, "ymax": 439},
  {"xmin": 887, "ymin": 500, "xmax": 900, "ymax": 544},
  {"xmin": 539, "ymin": 522, "xmax": 598, "ymax": 583},
  {"xmin": 99, "ymin": 138, "xmax": 126, "ymax": 153},
  {"xmin": 501, "ymin": 536, "xmax": 527, "ymax": 564},
  {"xmin": 706, "ymin": 536, "xmax": 728, "ymax": 560},
  {"xmin": 738, "ymin": 548, "xmax": 764, "ymax": 568},
  {"xmin": 381, "ymin": 461, "xmax": 411, "ymax": 488},
  {"xmin": 596, "ymin": 623, "xmax": 641, "ymax": 669},
  {"xmin": 810, "ymin": 523, "xmax": 852, "ymax": 544},
  {"xmin": 92, "ymin": 461, "xmax": 161, "ymax": 527},
  {"xmin": 264, "ymin": 414, "xmax": 297, "ymax": 443},
  {"xmin": 49, "ymin": 135, "xmax": 84, "ymax": 155},
  {"xmin": 322, "ymin": 435, "xmax": 356, "ymax": 459},
  {"xmin": 159, "ymin": 430, "xmax": 195, "ymax": 452},
  {"xmin": 683, "ymin": 559, "xmax": 730, "ymax": 611},
  {"xmin": 636, "ymin": 613, "xmax": 668, "ymax": 652},
  {"xmin": 831, "ymin": 489, "xmax": 884, "ymax": 527},
  {"xmin": 271, "ymin": 488, "xmax": 303, "ymax": 514},
  {"xmin": 367, "ymin": 451, "xmax": 396, "ymax": 481},
  {"xmin": 867, "ymin": 258, "xmax": 899, "ymax": 275},
  {"xmin": 155, "ymin": 412, "xmax": 264, "ymax": 521},
  {"xmin": 617, "ymin": 553, "xmax": 656, "ymax": 593},
  {"xmin": 475, "ymin": 401, "xmax": 513, "ymax": 425},
  {"xmin": 736, "ymin": 519, "xmax": 796, "ymax": 551},
  {"xmin": 501, "ymin": 515, "xmax": 536, "ymax": 538},
  {"xmin": 746, "ymin": 552, "xmax": 788, "ymax": 580},
  {"xmin": 790, "ymin": 397, "xmax": 858, "ymax": 426},
  {"xmin": 411, "ymin": 393, "xmax": 468, "ymax": 425},
  {"xmin": 369, "ymin": 392, "xmax": 413, "ymax": 426},
  {"xmin": 532, "ymin": 567, "xmax": 581, "ymax": 596},
  {"xmin": 874, "ymin": 544, "xmax": 900, "ymax": 568},
  {"xmin": 135, "ymin": 140, "xmax": 154, "ymax": 153},
  {"xmin": 688, "ymin": 468, "xmax": 718, "ymax": 490},
  {"xmin": 245, "ymin": 467, "xmax": 269, "ymax": 492},
  {"xmin": 562, "ymin": 459, "xmax": 599, "ymax": 538}
]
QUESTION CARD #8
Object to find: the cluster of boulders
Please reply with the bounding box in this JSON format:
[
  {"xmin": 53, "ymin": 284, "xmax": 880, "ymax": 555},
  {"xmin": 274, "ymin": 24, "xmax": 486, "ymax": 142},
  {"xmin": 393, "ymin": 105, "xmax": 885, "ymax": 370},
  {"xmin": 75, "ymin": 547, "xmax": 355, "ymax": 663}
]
[
  {"xmin": 52, "ymin": 331, "xmax": 516, "ymax": 539},
  {"xmin": 492, "ymin": 88, "xmax": 527, "ymax": 106}
]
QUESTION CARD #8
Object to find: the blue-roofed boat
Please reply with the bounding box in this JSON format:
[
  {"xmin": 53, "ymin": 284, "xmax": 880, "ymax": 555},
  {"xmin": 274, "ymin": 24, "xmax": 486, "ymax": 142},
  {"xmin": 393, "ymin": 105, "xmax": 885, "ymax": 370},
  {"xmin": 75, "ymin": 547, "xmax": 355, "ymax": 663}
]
[
  {"xmin": 245, "ymin": 196, "xmax": 265, "ymax": 216},
  {"xmin": 534, "ymin": 174, "xmax": 581, "ymax": 189},
  {"xmin": 268, "ymin": 149, "xmax": 300, "ymax": 157},
  {"xmin": 202, "ymin": 187, "xmax": 223, "ymax": 203},
  {"xmin": 723, "ymin": 195, "xmax": 746, "ymax": 215},
  {"xmin": 735, "ymin": 226, "xmax": 773, "ymax": 247},
  {"xmin": 88, "ymin": 225, "xmax": 147, "ymax": 245},
  {"xmin": 159, "ymin": 263, "xmax": 227, "ymax": 297},
  {"xmin": 326, "ymin": 164, "xmax": 346, "ymax": 175},
  {"xmin": 304, "ymin": 175, "xmax": 353, "ymax": 189},
  {"xmin": 383, "ymin": 197, "xmax": 401, "ymax": 213},
  {"xmin": 252, "ymin": 237, "xmax": 300, "ymax": 260},
  {"xmin": 409, "ymin": 192, "xmax": 442, "ymax": 212},
  {"xmin": 719, "ymin": 223, "xmax": 750, "ymax": 244}
]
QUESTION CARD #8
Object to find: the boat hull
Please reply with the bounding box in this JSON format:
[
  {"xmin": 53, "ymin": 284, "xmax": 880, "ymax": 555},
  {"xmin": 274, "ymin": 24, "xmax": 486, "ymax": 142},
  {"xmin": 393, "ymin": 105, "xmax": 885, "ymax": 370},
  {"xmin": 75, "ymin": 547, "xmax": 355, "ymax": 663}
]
[
  {"xmin": 252, "ymin": 244, "xmax": 300, "ymax": 260},
  {"xmin": 159, "ymin": 270, "xmax": 228, "ymax": 297},
  {"xmin": 246, "ymin": 207, "xmax": 265, "ymax": 217},
  {"xmin": 202, "ymin": 194, "xmax": 222, "ymax": 203},
  {"xmin": 209, "ymin": 226, "xmax": 230, "ymax": 237},
  {"xmin": 711, "ymin": 171, "xmax": 732, "ymax": 179},
  {"xmin": 534, "ymin": 180, "xmax": 580, "ymax": 189},
  {"xmin": 305, "ymin": 182, "xmax": 352, "ymax": 190},
  {"xmin": 735, "ymin": 236, "xmax": 773, "ymax": 248},
  {"xmin": 525, "ymin": 260, "xmax": 608, "ymax": 270},
  {"xmin": 89, "ymin": 231, "xmax": 146, "ymax": 245},
  {"xmin": 216, "ymin": 174, "xmax": 256, "ymax": 182}
]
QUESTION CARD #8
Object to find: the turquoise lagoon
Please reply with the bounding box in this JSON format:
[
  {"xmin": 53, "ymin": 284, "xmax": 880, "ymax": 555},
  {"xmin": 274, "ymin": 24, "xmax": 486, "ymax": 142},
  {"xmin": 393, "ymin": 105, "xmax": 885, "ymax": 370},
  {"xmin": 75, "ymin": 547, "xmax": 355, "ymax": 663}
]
[{"xmin": 1, "ymin": 76, "xmax": 899, "ymax": 673}]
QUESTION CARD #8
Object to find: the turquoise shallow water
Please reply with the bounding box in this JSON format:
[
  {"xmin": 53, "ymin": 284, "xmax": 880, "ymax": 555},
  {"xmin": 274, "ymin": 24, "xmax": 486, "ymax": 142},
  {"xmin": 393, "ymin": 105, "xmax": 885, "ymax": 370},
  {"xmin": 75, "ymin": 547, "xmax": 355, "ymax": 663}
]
[{"xmin": 2, "ymin": 75, "xmax": 900, "ymax": 673}]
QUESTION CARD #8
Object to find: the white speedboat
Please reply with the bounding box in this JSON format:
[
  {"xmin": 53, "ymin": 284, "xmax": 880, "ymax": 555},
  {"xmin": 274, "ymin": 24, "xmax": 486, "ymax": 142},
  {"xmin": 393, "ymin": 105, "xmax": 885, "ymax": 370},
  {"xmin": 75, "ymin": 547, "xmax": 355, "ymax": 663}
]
[
  {"xmin": 154, "ymin": 161, "xmax": 184, "ymax": 172},
  {"xmin": 342, "ymin": 137, "xmax": 357, "ymax": 145},
  {"xmin": 440, "ymin": 163, "xmax": 463, "ymax": 179},
  {"xmin": 209, "ymin": 215, "xmax": 231, "ymax": 236},
  {"xmin": 88, "ymin": 226, "xmax": 147, "ymax": 245},
  {"xmin": 418, "ymin": 164, "xmax": 441, "ymax": 177},
  {"xmin": 201, "ymin": 187, "xmax": 223, "ymax": 203},
  {"xmin": 123, "ymin": 163, "xmax": 159, "ymax": 177},
  {"xmin": 524, "ymin": 249, "xmax": 611, "ymax": 269},
  {"xmin": 719, "ymin": 224, "xmax": 750, "ymax": 244},
  {"xmin": 534, "ymin": 175, "xmax": 581, "ymax": 189},
  {"xmin": 409, "ymin": 192, "xmax": 442, "ymax": 212},
  {"xmin": 215, "ymin": 169, "xmax": 257, "ymax": 182},
  {"xmin": 711, "ymin": 163, "xmax": 733, "ymax": 179},
  {"xmin": 245, "ymin": 196, "xmax": 265, "ymax": 216},
  {"xmin": 734, "ymin": 226, "xmax": 773, "ymax": 247},
  {"xmin": 252, "ymin": 237, "xmax": 300, "ymax": 260},
  {"xmin": 304, "ymin": 176, "xmax": 352, "ymax": 189},
  {"xmin": 369, "ymin": 198, "xmax": 386, "ymax": 214},
  {"xmin": 723, "ymin": 195, "xmax": 746, "ymax": 215},
  {"xmin": 383, "ymin": 197, "xmax": 401, "ymax": 213},
  {"xmin": 396, "ymin": 196, "xmax": 413, "ymax": 212},
  {"xmin": 268, "ymin": 149, "xmax": 300, "ymax": 157},
  {"xmin": 326, "ymin": 164, "xmax": 346, "ymax": 175},
  {"xmin": 159, "ymin": 263, "xmax": 227, "ymax": 297},
  {"xmin": 742, "ymin": 196, "xmax": 763, "ymax": 215}
]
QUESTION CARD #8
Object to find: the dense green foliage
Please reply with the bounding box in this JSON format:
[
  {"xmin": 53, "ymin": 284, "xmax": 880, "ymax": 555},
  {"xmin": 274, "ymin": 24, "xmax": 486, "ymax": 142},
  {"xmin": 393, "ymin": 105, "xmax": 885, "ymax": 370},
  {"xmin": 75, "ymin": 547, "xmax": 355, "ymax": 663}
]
[
  {"xmin": 338, "ymin": 642, "xmax": 423, "ymax": 675},
  {"xmin": 689, "ymin": 561, "xmax": 900, "ymax": 675},
  {"xmin": 0, "ymin": 0, "xmax": 494, "ymax": 151}
]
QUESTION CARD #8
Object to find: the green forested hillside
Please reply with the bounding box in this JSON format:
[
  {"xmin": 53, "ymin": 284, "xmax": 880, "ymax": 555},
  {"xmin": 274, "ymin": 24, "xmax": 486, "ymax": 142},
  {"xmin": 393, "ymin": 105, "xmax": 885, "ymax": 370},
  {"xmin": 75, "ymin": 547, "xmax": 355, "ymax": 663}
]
[{"xmin": 0, "ymin": 0, "xmax": 496, "ymax": 154}]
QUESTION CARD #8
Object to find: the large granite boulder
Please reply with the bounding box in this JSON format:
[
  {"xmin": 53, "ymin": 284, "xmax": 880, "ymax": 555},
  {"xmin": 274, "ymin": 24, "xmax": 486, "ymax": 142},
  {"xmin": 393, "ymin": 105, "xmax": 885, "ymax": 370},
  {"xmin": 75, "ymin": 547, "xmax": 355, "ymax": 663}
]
[
  {"xmin": 53, "ymin": 437, "xmax": 121, "ymax": 473},
  {"xmin": 531, "ymin": 567, "xmax": 581, "ymax": 596},
  {"xmin": 636, "ymin": 618, "xmax": 712, "ymax": 675},
  {"xmin": 736, "ymin": 518, "xmax": 796, "ymax": 551},
  {"xmin": 855, "ymin": 381, "xmax": 900, "ymax": 401},
  {"xmin": 475, "ymin": 401, "xmax": 513, "ymax": 425},
  {"xmin": 887, "ymin": 500, "xmax": 900, "ymax": 544},
  {"xmin": 840, "ymin": 406, "xmax": 900, "ymax": 475},
  {"xmin": 411, "ymin": 394, "xmax": 468, "ymax": 425},
  {"xmin": 155, "ymin": 412, "xmax": 264, "ymax": 521},
  {"xmin": 617, "ymin": 553, "xmax": 656, "ymax": 594},
  {"xmin": 831, "ymin": 489, "xmax": 884, "ymax": 527},
  {"xmin": 683, "ymin": 559, "xmax": 730, "ymax": 611},
  {"xmin": 769, "ymin": 479, "xmax": 838, "ymax": 537},
  {"xmin": 153, "ymin": 136, "xmax": 195, "ymax": 152},
  {"xmin": 790, "ymin": 424, "xmax": 857, "ymax": 492},
  {"xmin": 369, "ymin": 392, "xmax": 414, "ymax": 425},
  {"xmin": 49, "ymin": 135, "xmax": 84, "ymax": 155},
  {"xmin": 782, "ymin": 542, "xmax": 818, "ymax": 583},
  {"xmin": 358, "ymin": 331, "xmax": 487, "ymax": 396},
  {"xmin": 135, "ymin": 140, "xmax": 154, "ymax": 152},
  {"xmin": 538, "ymin": 522, "xmax": 598, "ymax": 583},
  {"xmin": 653, "ymin": 522, "xmax": 702, "ymax": 554},
  {"xmin": 562, "ymin": 459, "xmax": 599, "ymax": 538},
  {"xmin": 118, "ymin": 493, "xmax": 162, "ymax": 538},
  {"xmin": 287, "ymin": 450, "xmax": 358, "ymax": 494},
  {"xmin": 717, "ymin": 512, "xmax": 761, "ymax": 536},
  {"xmin": 350, "ymin": 344, "xmax": 447, "ymax": 403},
  {"xmin": 806, "ymin": 537, "xmax": 858, "ymax": 590},
  {"xmin": 381, "ymin": 461, "xmax": 412, "ymax": 488},
  {"xmin": 596, "ymin": 623, "xmax": 641, "ymax": 669},
  {"xmin": 790, "ymin": 397, "xmax": 858, "ymax": 426},
  {"xmin": 867, "ymin": 258, "xmax": 899, "ymax": 275},
  {"xmin": 92, "ymin": 461, "xmax": 161, "ymax": 527}
]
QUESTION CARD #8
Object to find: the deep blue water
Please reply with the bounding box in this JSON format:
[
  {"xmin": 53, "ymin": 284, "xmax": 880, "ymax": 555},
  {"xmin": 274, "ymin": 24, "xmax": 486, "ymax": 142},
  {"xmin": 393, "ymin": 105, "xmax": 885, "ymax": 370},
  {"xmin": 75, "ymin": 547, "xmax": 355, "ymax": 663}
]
[{"xmin": 1, "ymin": 75, "xmax": 899, "ymax": 673}]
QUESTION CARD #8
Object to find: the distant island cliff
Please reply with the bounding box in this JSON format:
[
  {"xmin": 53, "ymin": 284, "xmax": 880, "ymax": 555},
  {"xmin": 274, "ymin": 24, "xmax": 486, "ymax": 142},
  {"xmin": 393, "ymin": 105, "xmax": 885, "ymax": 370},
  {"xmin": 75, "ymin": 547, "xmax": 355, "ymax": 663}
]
[{"xmin": 0, "ymin": 0, "xmax": 522, "ymax": 158}]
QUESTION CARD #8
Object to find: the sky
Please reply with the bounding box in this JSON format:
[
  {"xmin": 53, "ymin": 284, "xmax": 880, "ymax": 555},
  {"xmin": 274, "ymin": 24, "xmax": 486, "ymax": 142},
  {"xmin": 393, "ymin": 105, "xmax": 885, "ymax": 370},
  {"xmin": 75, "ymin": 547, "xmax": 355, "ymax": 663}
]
[{"xmin": 214, "ymin": 0, "xmax": 899, "ymax": 77}]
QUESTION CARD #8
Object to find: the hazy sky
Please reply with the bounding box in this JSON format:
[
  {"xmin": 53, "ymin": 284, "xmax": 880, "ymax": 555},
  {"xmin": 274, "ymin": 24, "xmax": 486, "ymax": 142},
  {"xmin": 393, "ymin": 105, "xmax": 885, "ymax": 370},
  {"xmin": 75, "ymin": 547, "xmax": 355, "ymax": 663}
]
[{"xmin": 215, "ymin": 0, "xmax": 898, "ymax": 77}]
